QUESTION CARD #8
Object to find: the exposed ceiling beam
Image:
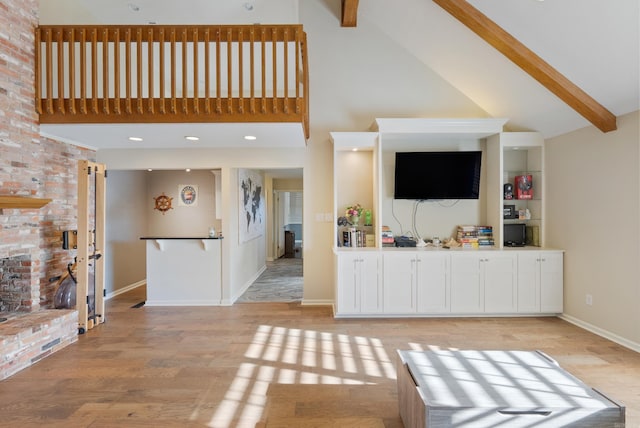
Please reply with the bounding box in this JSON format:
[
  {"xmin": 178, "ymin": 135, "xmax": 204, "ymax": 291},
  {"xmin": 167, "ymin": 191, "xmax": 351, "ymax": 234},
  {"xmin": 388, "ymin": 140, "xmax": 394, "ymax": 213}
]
[
  {"xmin": 433, "ymin": 0, "xmax": 617, "ymax": 133},
  {"xmin": 341, "ymin": 0, "xmax": 359, "ymax": 27}
]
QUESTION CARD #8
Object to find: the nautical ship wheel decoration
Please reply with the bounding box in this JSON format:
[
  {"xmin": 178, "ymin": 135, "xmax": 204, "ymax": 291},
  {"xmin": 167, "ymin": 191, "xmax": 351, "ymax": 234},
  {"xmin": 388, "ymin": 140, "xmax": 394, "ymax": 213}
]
[{"xmin": 153, "ymin": 193, "xmax": 173, "ymax": 214}]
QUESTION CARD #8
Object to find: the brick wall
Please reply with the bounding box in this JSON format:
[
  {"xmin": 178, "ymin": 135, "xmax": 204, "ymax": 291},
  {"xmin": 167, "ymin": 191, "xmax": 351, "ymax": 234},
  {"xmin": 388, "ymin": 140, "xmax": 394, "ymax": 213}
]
[{"xmin": 0, "ymin": 0, "xmax": 96, "ymax": 311}]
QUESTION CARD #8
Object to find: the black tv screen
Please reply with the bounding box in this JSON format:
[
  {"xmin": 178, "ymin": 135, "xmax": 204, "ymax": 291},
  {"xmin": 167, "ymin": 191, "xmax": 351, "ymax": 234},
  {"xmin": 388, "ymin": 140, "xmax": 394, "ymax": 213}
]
[{"xmin": 394, "ymin": 151, "xmax": 482, "ymax": 200}]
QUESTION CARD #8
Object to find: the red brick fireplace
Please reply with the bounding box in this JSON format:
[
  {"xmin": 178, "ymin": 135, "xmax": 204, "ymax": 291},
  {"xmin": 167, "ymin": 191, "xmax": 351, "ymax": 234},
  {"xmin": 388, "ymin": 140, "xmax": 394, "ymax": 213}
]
[
  {"xmin": 0, "ymin": 255, "xmax": 39, "ymax": 314},
  {"xmin": 0, "ymin": 0, "xmax": 95, "ymax": 379}
]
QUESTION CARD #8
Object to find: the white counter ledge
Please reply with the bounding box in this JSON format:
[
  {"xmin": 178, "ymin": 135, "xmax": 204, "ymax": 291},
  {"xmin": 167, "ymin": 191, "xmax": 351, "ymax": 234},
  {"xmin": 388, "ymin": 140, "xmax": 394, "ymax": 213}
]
[{"xmin": 140, "ymin": 237, "xmax": 223, "ymax": 306}]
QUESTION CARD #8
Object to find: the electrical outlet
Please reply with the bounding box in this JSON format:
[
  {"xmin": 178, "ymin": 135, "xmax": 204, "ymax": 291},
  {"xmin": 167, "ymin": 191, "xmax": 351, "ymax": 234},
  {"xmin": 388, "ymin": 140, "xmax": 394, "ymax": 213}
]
[{"xmin": 586, "ymin": 294, "xmax": 593, "ymax": 306}]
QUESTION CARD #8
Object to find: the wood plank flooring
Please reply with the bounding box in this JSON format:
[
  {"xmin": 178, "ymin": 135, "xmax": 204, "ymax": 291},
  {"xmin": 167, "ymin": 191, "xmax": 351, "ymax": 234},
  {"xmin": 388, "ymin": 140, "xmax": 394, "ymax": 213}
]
[{"xmin": 0, "ymin": 286, "xmax": 638, "ymax": 427}]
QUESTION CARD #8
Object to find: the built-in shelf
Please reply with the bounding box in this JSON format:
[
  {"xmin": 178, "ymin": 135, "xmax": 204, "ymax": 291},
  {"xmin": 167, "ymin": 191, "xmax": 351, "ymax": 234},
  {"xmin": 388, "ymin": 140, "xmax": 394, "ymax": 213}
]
[{"xmin": 0, "ymin": 196, "xmax": 51, "ymax": 209}]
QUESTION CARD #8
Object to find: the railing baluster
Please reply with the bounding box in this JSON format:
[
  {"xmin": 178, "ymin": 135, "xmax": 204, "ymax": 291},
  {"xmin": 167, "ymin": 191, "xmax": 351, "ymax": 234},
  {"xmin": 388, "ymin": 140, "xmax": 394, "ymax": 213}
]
[
  {"xmin": 283, "ymin": 28, "xmax": 289, "ymax": 114},
  {"xmin": 147, "ymin": 28, "xmax": 154, "ymax": 113},
  {"xmin": 125, "ymin": 29, "xmax": 131, "ymax": 114},
  {"xmin": 35, "ymin": 29, "xmax": 42, "ymax": 114},
  {"xmin": 295, "ymin": 28, "xmax": 300, "ymax": 114},
  {"xmin": 102, "ymin": 28, "xmax": 109, "ymax": 114},
  {"xmin": 137, "ymin": 28, "xmax": 143, "ymax": 113},
  {"xmin": 45, "ymin": 29, "xmax": 53, "ymax": 114},
  {"xmin": 80, "ymin": 28, "xmax": 87, "ymax": 114},
  {"xmin": 193, "ymin": 28, "xmax": 199, "ymax": 114},
  {"xmin": 271, "ymin": 27, "xmax": 277, "ymax": 114},
  {"xmin": 204, "ymin": 28, "xmax": 211, "ymax": 114},
  {"xmin": 114, "ymin": 28, "xmax": 121, "ymax": 114},
  {"xmin": 91, "ymin": 28, "xmax": 98, "ymax": 114},
  {"xmin": 260, "ymin": 27, "xmax": 266, "ymax": 114},
  {"xmin": 68, "ymin": 28, "xmax": 76, "ymax": 114},
  {"xmin": 159, "ymin": 28, "xmax": 165, "ymax": 114},
  {"xmin": 215, "ymin": 28, "xmax": 221, "ymax": 114},
  {"xmin": 249, "ymin": 27, "xmax": 255, "ymax": 114},
  {"xmin": 57, "ymin": 29, "xmax": 65, "ymax": 113},
  {"xmin": 238, "ymin": 28, "xmax": 244, "ymax": 114},
  {"xmin": 182, "ymin": 28, "xmax": 188, "ymax": 114},
  {"xmin": 227, "ymin": 28, "xmax": 232, "ymax": 114},
  {"xmin": 170, "ymin": 28, "xmax": 176, "ymax": 114}
]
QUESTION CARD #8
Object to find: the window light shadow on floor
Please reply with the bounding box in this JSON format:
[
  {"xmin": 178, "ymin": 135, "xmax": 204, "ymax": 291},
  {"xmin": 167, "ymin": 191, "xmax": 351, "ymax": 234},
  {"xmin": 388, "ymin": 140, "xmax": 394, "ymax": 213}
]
[
  {"xmin": 206, "ymin": 324, "xmax": 404, "ymax": 427},
  {"xmin": 204, "ymin": 325, "xmax": 621, "ymax": 428}
]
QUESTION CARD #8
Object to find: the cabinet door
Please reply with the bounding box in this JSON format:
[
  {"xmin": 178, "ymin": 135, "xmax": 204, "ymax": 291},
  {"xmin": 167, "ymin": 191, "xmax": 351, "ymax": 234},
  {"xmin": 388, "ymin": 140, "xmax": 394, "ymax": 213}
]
[
  {"xmin": 416, "ymin": 253, "xmax": 450, "ymax": 313},
  {"xmin": 540, "ymin": 252, "xmax": 563, "ymax": 313},
  {"xmin": 484, "ymin": 254, "xmax": 517, "ymax": 313},
  {"xmin": 383, "ymin": 252, "xmax": 416, "ymax": 314},
  {"xmin": 360, "ymin": 253, "xmax": 382, "ymax": 313},
  {"xmin": 517, "ymin": 252, "xmax": 541, "ymax": 313},
  {"xmin": 337, "ymin": 254, "xmax": 361, "ymax": 314},
  {"xmin": 451, "ymin": 254, "xmax": 483, "ymax": 313}
]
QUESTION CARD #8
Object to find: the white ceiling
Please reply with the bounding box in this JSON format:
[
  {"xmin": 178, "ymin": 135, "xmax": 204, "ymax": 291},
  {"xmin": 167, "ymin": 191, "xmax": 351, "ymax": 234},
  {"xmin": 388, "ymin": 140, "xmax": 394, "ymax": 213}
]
[{"xmin": 38, "ymin": 0, "xmax": 639, "ymax": 149}]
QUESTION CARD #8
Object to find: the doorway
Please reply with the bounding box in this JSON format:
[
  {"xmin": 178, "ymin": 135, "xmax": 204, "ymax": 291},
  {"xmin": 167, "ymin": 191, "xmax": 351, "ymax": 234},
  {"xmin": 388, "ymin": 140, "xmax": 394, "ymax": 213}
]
[{"xmin": 237, "ymin": 184, "xmax": 303, "ymax": 303}]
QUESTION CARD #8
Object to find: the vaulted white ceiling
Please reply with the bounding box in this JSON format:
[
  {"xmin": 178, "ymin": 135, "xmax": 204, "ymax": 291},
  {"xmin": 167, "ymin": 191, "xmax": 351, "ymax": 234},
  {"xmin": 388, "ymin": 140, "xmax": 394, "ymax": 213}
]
[{"xmin": 38, "ymin": 0, "xmax": 639, "ymax": 148}]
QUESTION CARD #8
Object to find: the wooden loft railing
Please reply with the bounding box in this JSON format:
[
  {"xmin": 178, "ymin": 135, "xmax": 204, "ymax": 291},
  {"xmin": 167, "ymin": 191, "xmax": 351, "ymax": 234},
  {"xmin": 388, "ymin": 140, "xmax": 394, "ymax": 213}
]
[{"xmin": 35, "ymin": 24, "xmax": 309, "ymax": 139}]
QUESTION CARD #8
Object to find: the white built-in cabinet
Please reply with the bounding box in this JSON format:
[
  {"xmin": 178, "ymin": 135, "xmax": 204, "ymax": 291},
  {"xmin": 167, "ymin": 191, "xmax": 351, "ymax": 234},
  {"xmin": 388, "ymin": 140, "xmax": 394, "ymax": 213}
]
[
  {"xmin": 331, "ymin": 119, "xmax": 563, "ymax": 319},
  {"xmin": 450, "ymin": 252, "xmax": 517, "ymax": 314},
  {"xmin": 336, "ymin": 251, "xmax": 382, "ymax": 315},
  {"xmin": 381, "ymin": 252, "xmax": 450, "ymax": 314},
  {"xmin": 335, "ymin": 249, "xmax": 561, "ymax": 317},
  {"xmin": 518, "ymin": 250, "xmax": 564, "ymax": 313}
]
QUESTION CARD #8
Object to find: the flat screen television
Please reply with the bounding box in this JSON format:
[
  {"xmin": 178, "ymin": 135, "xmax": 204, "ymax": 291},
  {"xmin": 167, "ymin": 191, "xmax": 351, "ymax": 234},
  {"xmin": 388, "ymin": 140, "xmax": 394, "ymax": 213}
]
[{"xmin": 394, "ymin": 151, "xmax": 482, "ymax": 200}]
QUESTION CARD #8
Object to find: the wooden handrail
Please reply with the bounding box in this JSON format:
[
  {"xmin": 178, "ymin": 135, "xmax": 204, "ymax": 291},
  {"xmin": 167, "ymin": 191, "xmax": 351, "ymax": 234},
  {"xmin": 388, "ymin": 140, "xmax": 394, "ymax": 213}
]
[{"xmin": 35, "ymin": 24, "xmax": 309, "ymax": 139}]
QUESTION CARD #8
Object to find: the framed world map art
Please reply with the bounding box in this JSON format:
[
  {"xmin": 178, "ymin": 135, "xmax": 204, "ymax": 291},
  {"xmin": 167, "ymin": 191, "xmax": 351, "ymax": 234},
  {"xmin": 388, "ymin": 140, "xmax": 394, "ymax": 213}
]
[{"xmin": 238, "ymin": 169, "xmax": 264, "ymax": 243}]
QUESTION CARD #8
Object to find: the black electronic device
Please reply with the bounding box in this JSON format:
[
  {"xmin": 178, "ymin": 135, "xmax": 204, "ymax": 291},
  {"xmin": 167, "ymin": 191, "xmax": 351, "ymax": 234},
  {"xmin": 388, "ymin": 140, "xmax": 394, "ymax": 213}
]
[
  {"xmin": 394, "ymin": 236, "xmax": 417, "ymax": 247},
  {"xmin": 503, "ymin": 205, "xmax": 517, "ymax": 219},
  {"xmin": 393, "ymin": 151, "xmax": 482, "ymax": 200},
  {"xmin": 504, "ymin": 223, "xmax": 526, "ymax": 247}
]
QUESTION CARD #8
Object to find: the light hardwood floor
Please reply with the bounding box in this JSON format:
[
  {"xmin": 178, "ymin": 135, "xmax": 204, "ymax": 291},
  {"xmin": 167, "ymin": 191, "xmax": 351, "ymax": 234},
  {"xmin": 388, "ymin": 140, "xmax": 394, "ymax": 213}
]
[{"xmin": 1, "ymin": 287, "xmax": 638, "ymax": 427}]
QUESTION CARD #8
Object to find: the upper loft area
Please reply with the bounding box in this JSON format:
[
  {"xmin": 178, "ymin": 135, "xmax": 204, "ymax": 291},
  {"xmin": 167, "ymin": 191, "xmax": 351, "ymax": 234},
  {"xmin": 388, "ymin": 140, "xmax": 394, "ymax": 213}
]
[{"xmin": 35, "ymin": 24, "xmax": 309, "ymax": 143}]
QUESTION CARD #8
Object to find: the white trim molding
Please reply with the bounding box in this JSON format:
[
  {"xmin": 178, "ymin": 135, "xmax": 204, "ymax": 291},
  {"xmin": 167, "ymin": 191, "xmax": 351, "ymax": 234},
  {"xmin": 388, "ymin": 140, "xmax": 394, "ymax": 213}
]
[
  {"xmin": 106, "ymin": 280, "xmax": 146, "ymax": 300},
  {"xmin": 560, "ymin": 313, "xmax": 640, "ymax": 354}
]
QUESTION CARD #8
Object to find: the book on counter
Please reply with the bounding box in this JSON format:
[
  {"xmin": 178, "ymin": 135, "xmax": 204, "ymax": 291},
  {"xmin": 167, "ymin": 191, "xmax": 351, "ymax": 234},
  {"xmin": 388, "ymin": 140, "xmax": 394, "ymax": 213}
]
[{"xmin": 456, "ymin": 225, "xmax": 494, "ymax": 248}]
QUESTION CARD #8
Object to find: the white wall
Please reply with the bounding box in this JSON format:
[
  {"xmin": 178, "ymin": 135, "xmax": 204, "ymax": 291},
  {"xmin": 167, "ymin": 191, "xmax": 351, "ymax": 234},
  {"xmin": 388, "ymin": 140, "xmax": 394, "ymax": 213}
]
[
  {"xmin": 105, "ymin": 170, "xmax": 147, "ymax": 293},
  {"xmin": 146, "ymin": 169, "xmax": 220, "ymax": 237},
  {"xmin": 546, "ymin": 110, "xmax": 640, "ymax": 349}
]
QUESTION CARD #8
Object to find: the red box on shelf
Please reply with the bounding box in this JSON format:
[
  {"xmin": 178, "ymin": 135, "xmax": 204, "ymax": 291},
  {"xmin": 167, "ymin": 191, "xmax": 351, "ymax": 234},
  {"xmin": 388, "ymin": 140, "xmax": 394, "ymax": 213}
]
[{"xmin": 515, "ymin": 175, "xmax": 533, "ymax": 199}]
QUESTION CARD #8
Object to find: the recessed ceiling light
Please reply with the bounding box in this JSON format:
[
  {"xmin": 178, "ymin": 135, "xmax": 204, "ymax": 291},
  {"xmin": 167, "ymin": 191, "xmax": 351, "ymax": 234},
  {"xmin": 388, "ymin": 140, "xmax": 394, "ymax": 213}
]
[
  {"xmin": 147, "ymin": 168, "xmax": 153, "ymax": 172},
  {"xmin": 244, "ymin": 135, "xmax": 257, "ymax": 140},
  {"xmin": 352, "ymin": 148, "xmax": 358, "ymax": 152},
  {"xmin": 185, "ymin": 136, "xmax": 199, "ymax": 141},
  {"xmin": 129, "ymin": 136, "xmax": 143, "ymax": 141},
  {"xmin": 185, "ymin": 168, "xmax": 191, "ymax": 172}
]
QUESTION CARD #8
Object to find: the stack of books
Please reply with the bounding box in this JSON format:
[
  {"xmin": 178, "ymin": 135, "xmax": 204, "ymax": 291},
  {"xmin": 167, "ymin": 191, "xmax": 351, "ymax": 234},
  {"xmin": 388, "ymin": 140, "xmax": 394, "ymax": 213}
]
[
  {"xmin": 381, "ymin": 225, "xmax": 395, "ymax": 247},
  {"xmin": 456, "ymin": 225, "xmax": 494, "ymax": 248},
  {"xmin": 342, "ymin": 228, "xmax": 368, "ymax": 247}
]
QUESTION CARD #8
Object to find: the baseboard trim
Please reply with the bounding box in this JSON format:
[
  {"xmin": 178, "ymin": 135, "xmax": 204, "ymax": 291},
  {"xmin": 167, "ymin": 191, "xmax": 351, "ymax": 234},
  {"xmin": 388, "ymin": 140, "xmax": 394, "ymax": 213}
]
[
  {"xmin": 230, "ymin": 265, "xmax": 267, "ymax": 303},
  {"xmin": 300, "ymin": 299, "xmax": 333, "ymax": 306},
  {"xmin": 559, "ymin": 313, "xmax": 640, "ymax": 353},
  {"xmin": 106, "ymin": 280, "xmax": 146, "ymax": 300}
]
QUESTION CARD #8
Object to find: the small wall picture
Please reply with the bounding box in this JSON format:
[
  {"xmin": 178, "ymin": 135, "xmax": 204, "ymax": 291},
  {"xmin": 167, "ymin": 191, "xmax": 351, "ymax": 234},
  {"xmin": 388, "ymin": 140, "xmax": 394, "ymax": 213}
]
[{"xmin": 178, "ymin": 184, "xmax": 198, "ymax": 207}]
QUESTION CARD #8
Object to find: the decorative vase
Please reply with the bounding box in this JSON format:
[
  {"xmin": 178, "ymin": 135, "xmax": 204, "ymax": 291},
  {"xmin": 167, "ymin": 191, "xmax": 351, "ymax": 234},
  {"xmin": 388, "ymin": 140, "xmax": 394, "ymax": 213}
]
[{"xmin": 350, "ymin": 215, "xmax": 360, "ymax": 226}]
